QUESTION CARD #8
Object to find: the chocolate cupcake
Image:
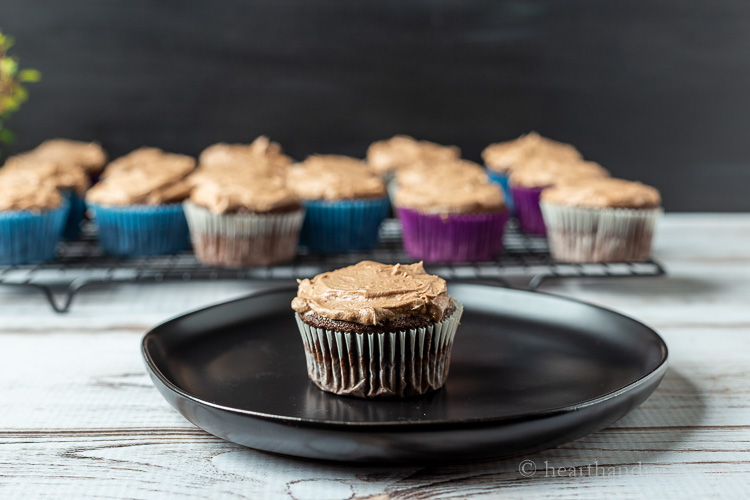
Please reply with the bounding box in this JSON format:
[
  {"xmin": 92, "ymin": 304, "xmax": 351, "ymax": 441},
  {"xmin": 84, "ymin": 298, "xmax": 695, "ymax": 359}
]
[
  {"xmin": 292, "ymin": 261, "xmax": 463, "ymax": 398},
  {"xmin": 482, "ymin": 132, "xmax": 582, "ymax": 213},
  {"xmin": 510, "ymin": 159, "xmax": 609, "ymax": 235},
  {"xmin": 86, "ymin": 148, "xmax": 195, "ymax": 256},
  {"xmin": 0, "ymin": 178, "xmax": 69, "ymax": 265},
  {"xmin": 2, "ymin": 155, "xmax": 90, "ymax": 239},
  {"xmin": 287, "ymin": 155, "xmax": 389, "ymax": 253},
  {"xmin": 540, "ymin": 178, "xmax": 662, "ymax": 262},
  {"xmin": 394, "ymin": 175, "xmax": 508, "ymax": 263},
  {"xmin": 367, "ymin": 135, "xmax": 460, "ymax": 181},
  {"xmin": 184, "ymin": 167, "xmax": 304, "ymax": 268}
]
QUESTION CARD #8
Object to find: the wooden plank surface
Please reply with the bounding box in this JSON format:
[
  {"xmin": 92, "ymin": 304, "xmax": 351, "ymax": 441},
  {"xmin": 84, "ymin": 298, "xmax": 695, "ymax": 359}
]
[{"xmin": 0, "ymin": 214, "xmax": 749, "ymax": 499}]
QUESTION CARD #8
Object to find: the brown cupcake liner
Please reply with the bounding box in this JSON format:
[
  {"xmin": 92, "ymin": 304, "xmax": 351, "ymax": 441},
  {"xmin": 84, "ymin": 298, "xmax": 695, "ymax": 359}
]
[
  {"xmin": 540, "ymin": 202, "xmax": 662, "ymax": 263},
  {"xmin": 183, "ymin": 200, "xmax": 305, "ymax": 268},
  {"xmin": 295, "ymin": 300, "xmax": 463, "ymax": 398}
]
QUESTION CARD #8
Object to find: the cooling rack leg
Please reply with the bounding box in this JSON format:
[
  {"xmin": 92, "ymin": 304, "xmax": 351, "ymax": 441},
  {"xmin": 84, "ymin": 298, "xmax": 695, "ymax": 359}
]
[
  {"xmin": 0, "ymin": 279, "xmax": 91, "ymax": 314},
  {"xmin": 528, "ymin": 274, "xmax": 551, "ymax": 291},
  {"xmin": 8, "ymin": 283, "xmax": 73, "ymax": 314}
]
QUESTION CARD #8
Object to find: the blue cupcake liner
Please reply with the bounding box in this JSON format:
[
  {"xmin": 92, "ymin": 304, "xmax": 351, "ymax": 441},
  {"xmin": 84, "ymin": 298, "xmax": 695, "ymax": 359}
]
[
  {"xmin": 62, "ymin": 190, "xmax": 87, "ymax": 240},
  {"xmin": 299, "ymin": 197, "xmax": 390, "ymax": 253},
  {"xmin": 89, "ymin": 203, "xmax": 191, "ymax": 257},
  {"xmin": 0, "ymin": 198, "xmax": 70, "ymax": 265},
  {"xmin": 486, "ymin": 169, "xmax": 515, "ymax": 214}
]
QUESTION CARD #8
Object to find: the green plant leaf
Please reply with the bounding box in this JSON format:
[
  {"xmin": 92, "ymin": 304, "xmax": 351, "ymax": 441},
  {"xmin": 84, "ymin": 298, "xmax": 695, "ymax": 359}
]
[
  {"xmin": 18, "ymin": 68, "xmax": 41, "ymax": 82},
  {"xmin": 0, "ymin": 127, "xmax": 15, "ymax": 144},
  {"xmin": 0, "ymin": 57, "xmax": 18, "ymax": 76}
]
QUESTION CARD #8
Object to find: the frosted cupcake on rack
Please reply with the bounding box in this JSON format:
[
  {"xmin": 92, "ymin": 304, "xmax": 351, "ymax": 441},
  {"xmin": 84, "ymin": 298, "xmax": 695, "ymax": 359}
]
[
  {"xmin": 292, "ymin": 260, "xmax": 463, "ymax": 398},
  {"xmin": 509, "ymin": 159, "xmax": 609, "ymax": 235},
  {"xmin": 394, "ymin": 172, "xmax": 508, "ymax": 262},
  {"xmin": 6, "ymin": 138, "xmax": 107, "ymax": 239},
  {"xmin": 1, "ymin": 155, "xmax": 90, "ymax": 239},
  {"xmin": 184, "ymin": 166, "xmax": 304, "ymax": 268},
  {"xmin": 86, "ymin": 148, "xmax": 195, "ymax": 256},
  {"xmin": 482, "ymin": 132, "xmax": 582, "ymax": 212},
  {"xmin": 540, "ymin": 178, "xmax": 662, "ymax": 262},
  {"xmin": 367, "ymin": 135, "xmax": 461, "ymax": 181},
  {"xmin": 286, "ymin": 155, "xmax": 389, "ymax": 253},
  {"xmin": 0, "ymin": 177, "xmax": 69, "ymax": 265}
]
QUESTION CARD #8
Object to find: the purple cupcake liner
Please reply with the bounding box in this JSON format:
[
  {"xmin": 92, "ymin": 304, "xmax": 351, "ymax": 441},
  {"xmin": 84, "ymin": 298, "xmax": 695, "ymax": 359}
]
[
  {"xmin": 512, "ymin": 185, "xmax": 547, "ymax": 235},
  {"xmin": 397, "ymin": 207, "xmax": 509, "ymax": 263}
]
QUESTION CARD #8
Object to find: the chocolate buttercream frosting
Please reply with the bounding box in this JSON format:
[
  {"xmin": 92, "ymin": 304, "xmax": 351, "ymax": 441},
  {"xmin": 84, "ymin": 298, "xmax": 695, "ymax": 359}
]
[
  {"xmin": 394, "ymin": 179, "xmax": 505, "ymax": 214},
  {"xmin": 86, "ymin": 148, "xmax": 196, "ymax": 206},
  {"xmin": 189, "ymin": 174, "xmax": 300, "ymax": 214},
  {"xmin": 286, "ymin": 155, "xmax": 386, "ymax": 200},
  {"xmin": 101, "ymin": 147, "xmax": 194, "ymax": 179},
  {"xmin": 198, "ymin": 136, "xmax": 292, "ymax": 172},
  {"xmin": 482, "ymin": 132, "xmax": 582, "ymax": 174},
  {"xmin": 292, "ymin": 260, "xmax": 453, "ymax": 326},
  {"xmin": 541, "ymin": 178, "xmax": 662, "ymax": 208},
  {"xmin": 1, "ymin": 156, "xmax": 90, "ymax": 195},
  {"xmin": 24, "ymin": 139, "xmax": 108, "ymax": 174},
  {"xmin": 367, "ymin": 135, "xmax": 461, "ymax": 175},
  {"xmin": 0, "ymin": 177, "xmax": 63, "ymax": 211},
  {"xmin": 510, "ymin": 159, "xmax": 609, "ymax": 188},
  {"xmin": 395, "ymin": 159, "xmax": 487, "ymax": 188}
]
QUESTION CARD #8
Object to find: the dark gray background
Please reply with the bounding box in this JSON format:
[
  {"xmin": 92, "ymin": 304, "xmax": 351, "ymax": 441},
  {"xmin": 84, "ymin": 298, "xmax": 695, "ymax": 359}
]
[{"xmin": 3, "ymin": 0, "xmax": 749, "ymax": 211}]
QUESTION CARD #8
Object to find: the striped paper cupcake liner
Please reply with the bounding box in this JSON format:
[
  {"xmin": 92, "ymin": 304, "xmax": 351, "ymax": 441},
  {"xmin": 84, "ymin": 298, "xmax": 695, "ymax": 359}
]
[
  {"xmin": 183, "ymin": 200, "xmax": 305, "ymax": 268},
  {"xmin": 486, "ymin": 169, "xmax": 515, "ymax": 214},
  {"xmin": 89, "ymin": 203, "xmax": 191, "ymax": 257},
  {"xmin": 295, "ymin": 300, "xmax": 463, "ymax": 398},
  {"xmin": 62, "ymin": 190, "xmax": 87, "ymax": 240},
  {"xmin": 540, "ymin": 202, "xmax": 663, "ymax": 262},
  {"xmin": 397, "ymin": 207, "xmax": 509, "ymax": 263},
  {"xmin": 0, "ymin": 198, "xmax": 70, "ymax": 265},
  {"xmin": 299, "ymin": 197, "xmax": 390, "ymax": 253},
  {"xmin": 511, "ymin": 185, "xmax": 547, "ymax": 235}
]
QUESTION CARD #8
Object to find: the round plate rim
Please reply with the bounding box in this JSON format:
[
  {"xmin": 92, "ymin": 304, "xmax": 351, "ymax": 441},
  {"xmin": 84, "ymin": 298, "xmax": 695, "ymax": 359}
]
[{"xmin": 142, "ymin": 283, "xmax": 669, "ymax": 429}]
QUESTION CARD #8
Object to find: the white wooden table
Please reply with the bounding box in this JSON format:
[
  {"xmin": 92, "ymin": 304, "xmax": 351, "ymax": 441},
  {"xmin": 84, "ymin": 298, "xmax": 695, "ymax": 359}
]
[{"xmin": 1, "ymin": 214, "xmax": 748, "ymax": 499}]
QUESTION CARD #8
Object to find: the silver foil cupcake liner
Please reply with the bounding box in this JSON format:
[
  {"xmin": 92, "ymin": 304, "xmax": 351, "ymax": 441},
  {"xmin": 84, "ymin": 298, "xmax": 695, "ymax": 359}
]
[
  {"xmin": 295, "ymin": 300, "xmax": 463, "ymax": 398},
  {"xmin": 540, "ymin": 202, "xmax": 662, "ymax": 263},
  {"xmin": 183, "ymin": 200, "xmax": 305, "ymax": 267}
]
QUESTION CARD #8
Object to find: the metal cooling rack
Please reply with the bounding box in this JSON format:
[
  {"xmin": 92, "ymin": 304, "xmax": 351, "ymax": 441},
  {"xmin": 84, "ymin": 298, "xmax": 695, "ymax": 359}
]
[{"xmin": 0, "ymin": 219, "xmax": 665, "ymax": 313}]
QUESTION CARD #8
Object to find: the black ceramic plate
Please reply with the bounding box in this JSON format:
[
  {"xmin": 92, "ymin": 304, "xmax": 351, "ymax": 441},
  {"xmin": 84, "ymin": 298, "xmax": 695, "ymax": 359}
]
[{"xmin": 142, "ymin": 283, "xmax": 668, "ymax": 463}]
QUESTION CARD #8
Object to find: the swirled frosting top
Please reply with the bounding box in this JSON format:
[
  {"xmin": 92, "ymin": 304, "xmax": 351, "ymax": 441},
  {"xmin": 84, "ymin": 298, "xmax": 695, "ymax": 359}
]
[
  {"xmin": 86, "ymin": 148, "xmax": 196, "ymax": 206},
  {"xmin": 394, "ymin": 179, "xmax": 505, "ymax": 214},
  {"xmin": 367, "ymin": 135, "xmax": 461, "ymax": 175},
  {"xmin": 2, "ymin": 156, "xmax": 90, "ymax": 195},
  {"xmin": 541, "ymin": 178, "xmax": 662, "ymax": 208},
  {"xmin": 198, "ymin": 136, "xmax": 292, "ymax": 172},
  {"xmin": 291, "ymin": 260, "xmax": 453, "ymax": 325},
  {"xmin": 24, "ymin": 139, "xmax": 108, "ymax": 174},
  {"xmin": 189, "ymin": 172, "xmax": 299, "ymax": 214},
  {"xmin": 482, "ymin": 132, "xmax": 582, "ymax": 174},
  {"xmin": 395, "ymin": 159, "xmax": 487, "ymax": 188},
  {"xmin": 509, "ymin": 159, "xmax": 609, "ymax": 188},
  {"xmin": 0, "ymin": 176, "xmax": 63, "ymax": 211},
  {"xmin": 286, "ymin": 155, "xmax": 386, "ymax": 200}
]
